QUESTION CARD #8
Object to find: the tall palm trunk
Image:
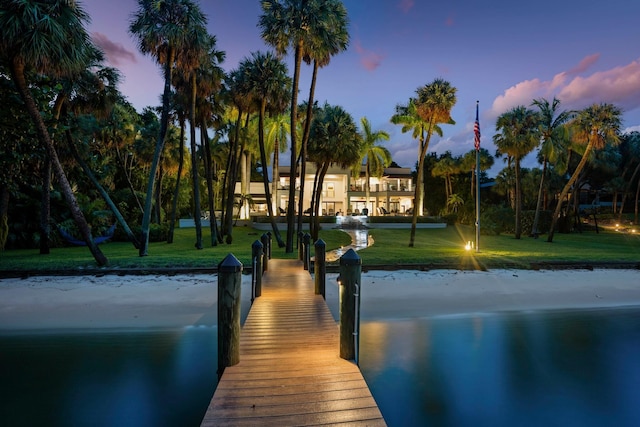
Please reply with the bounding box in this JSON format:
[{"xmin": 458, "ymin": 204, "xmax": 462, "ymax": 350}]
[
  {"xmin": 409, "ymin": 120, "xmax": 434, "ymax": 247},
  {"xmin": 312, "ymin": 163, "xmax": 330, "ymax": 241},
  {"xmin": 272, "ymin": 138, "xmax": 280, "ymax": 215},
  {"xmin": 189, "ymin": 73, "xmax": 203, "ymax": 249},
  {"xmin": 365, "ymin": 163, "xmax": 371, "ymax": 214},
  {"xmin": 0, "ymin": 186, "xmax": 9, "ymax": 251},
  {"xmin": 223, "ymin": 112, "xmax": 244, "ymax": 244},
  {"xmin": 39, "ymin": 159, "xmax": 51, "ymax": 255},
  {"xmin": 296, "ymin": 59, "xmax": 318, "ymax": 239},
  {"xmin": 548, "ymin": 143, "xmax": 594, "ymax": 242},
  {"xmin": 514, "ymin": 158, "xmax": 523, "ymax": 239},
  {"xmin": 634, "ymin": 175, "xmax": 640, "ymax": 224},
  {"xmin": 66, "ymin": 129, "xmax": 140, "ymax": 248},
  {"xmin": 258, "ymin": 100, "xmax": 284, "ymax": 247},
  {"xmin": 531, "ymin": 157, "xmax": 548, "ymax": 237},
  {"xmin": 201, "ymin": 122, "xmax": 219, "ymax": 246},
  {"xmin": 168, "ymin": 119, "xmax": 186, "ymax": 244},
  {"xmin": 9, "ymin": 59, "xmax": 107, "ymax": 266},
  {"xmin": 139, "ymin": 46, "xmax": 175, "ymax": 256},
  {"xmin": 618, "ymin": 162, "xmax": 640, "ymax": 222},
  {"xmin": 114, "ymin": 143, "xmax": 143, "ymax": 215},
  {"xmin": 286, "ymin": 42, "xmax": 303, "ymax": 253}
]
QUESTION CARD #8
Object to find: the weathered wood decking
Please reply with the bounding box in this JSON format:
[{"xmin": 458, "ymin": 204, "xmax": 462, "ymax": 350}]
[{"xmin": 200, "ymin": 259, "xmax": 385, "ymax": 426}]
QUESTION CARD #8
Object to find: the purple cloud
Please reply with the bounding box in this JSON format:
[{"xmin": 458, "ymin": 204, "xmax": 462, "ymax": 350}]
[
  {"xmin": 92, "ymin": 32, "xmax": 137, "ymax": 66},
  {"xmin": 354, "ymin": 40, "xmax": 385, "ymax": 71},
  {"xmin": 398, "ymin": 0, "xmax": 415, "ymax": 13},
  {"xmin": 490, "ymin": 54, "xmax": 640, "ymax": 119}
]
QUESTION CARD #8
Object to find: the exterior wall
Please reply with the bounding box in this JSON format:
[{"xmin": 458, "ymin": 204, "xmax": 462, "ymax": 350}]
[{"xmin": 275, "ymin": 163, "xmax": 416, "ymax": 216}]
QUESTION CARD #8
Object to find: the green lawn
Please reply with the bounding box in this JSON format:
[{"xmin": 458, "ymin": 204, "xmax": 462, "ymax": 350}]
[
  {"xmin": 1, "ymin": 224, "xmax": 639, "ymax": 273},
  {"xmin": 359, "ymin": 225, "xmax": 640, "ymax": 269}
]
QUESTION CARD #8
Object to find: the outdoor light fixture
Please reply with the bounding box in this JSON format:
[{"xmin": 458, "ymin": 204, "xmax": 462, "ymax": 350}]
[
  {"xmin": 337, "ymin": 274, "xmax": 342, "ymax": 286},
  {"xmin": 465, "ymin": 241, "xmax": 473, "ymax": 251}
]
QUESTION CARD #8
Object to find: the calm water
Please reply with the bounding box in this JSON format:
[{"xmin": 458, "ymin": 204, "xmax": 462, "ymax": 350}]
[
  {"xmin": 360, "ymin": 307, "xmax": 640, "ymax": 427},
  {"xmin": 0, "ymin": 327, "xmax": 218, "ymax": 427},
  {"xmin": 2, "ymin": 308, "xmax": 640, "ymax": 427}
]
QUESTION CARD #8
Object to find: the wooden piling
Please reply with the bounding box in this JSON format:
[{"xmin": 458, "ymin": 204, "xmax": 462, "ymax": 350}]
[
  {"xmin": 339, "ymin": 249, "xmax": 361, "ymax": 361},
  {"xmin": 217, "ymin": 253, "xmax": 242, "ymax": 378}
]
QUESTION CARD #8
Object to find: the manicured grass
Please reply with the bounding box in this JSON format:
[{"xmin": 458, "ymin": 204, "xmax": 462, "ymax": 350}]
[
  {"xmin": 1, "ymin": 224, "xmax": 639, "ymax": 273},
  {"xmin": 359, "ymin": 225, "xmax": 640, "ymax": 269},
  {"xmin": 0, "ymin": 227, "xmax": 352, "ymax": 273}
]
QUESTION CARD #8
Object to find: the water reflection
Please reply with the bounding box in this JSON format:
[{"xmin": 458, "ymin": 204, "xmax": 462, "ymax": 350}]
[
  {"xmin": 0, "ymin": 327, "xmax": 218, "ymax": 427},
  {"xmin": 360, "ymin": 308, "xmax": 640, "ymax": 427}
]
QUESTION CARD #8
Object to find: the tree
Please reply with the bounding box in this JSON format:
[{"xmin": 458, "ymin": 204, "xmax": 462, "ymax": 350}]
[
  {"xmin": 352, "ymin": 117, "xmax": 391, "ymax": 214},
  {"xmin": 531, "ymin": 97, "xmax": 572, "ymax": 237},
  {"xmin": 461, "ymin": 148, "xmax": 494, "ymax": 199},
  {"xmin": 259, "ymin": 0, "xmax": 349, "ymax": 251},
  {"xmin": 295, "ymin": 0, "xmax": 349, "ymax": 240},
  {"xmin": 617, "ymin": 132, "xmax": 640, "ymax": 222},
  {"xmin": 243, "ymin": 50, "xmax": 291, "ymax": 247},
  {"xmin": 265, "ymin": 112, "xmax": 290, "ymax": 215},
  {"xmin": 0, "ymin": 0, "xmax": 108, "ymax": 266},
  {"xmin": 493, "ymin": 106, "xmax": 539, "ymax": 239},
  {"xmin": 129, "ymin": 0, "xmax": 207, "ymax": 256},
  {"xmin": 408, "ymin": 79, "xmax": 457, "ymax": 247},
  {"xmin": 547, "ymin": 103, "xmax": 622, "ymax": 242},
  {"xmin": 390, "ymin": 98, "xmax": 440, "ymax": 216},
  {"xmin": 308, "ymin": 103, "xmax": 361, "ymax": 240}
]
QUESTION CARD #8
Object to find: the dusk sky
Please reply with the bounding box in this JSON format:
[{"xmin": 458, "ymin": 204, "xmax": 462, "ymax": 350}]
[{"xmin": 85, "ymin": 0, "xmax": 640, "ymax": 174}]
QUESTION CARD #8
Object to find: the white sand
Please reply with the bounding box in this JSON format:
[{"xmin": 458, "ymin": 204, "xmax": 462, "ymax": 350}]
[{"xmin": 1, "ymin": 269, "xmax": 639, "ymax": 330}]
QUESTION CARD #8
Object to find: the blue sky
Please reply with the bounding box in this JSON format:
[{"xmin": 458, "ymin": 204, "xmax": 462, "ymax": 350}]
[{"xmin": 85, "ymin": 0, "xmax": 640, "ymax": 174}]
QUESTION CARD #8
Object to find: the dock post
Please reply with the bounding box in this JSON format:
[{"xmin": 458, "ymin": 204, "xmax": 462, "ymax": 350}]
[
  {"xmin": 339, "ymin": 249, "xmax": 361, "ymax": 361},
  {"xmin": 303, "ymin": 232, "xmax": 311, "ymax": 270},
  {"xmin": 314, "ymin": 238, "xmax": 326, "ymax": 298},
  {"xmin": 260, "ymin": 233, "xmax": 269, "ymax": 272},
  {"xmin": 251, "ymin": 240, "xmax": 263, "ymax": 301},
  {"xmin": 218, "ymin": 253, "xmax": 243, "ymax": 379}
]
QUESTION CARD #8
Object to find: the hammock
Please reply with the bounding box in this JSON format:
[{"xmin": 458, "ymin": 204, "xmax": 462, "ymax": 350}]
[{"xmin": 58, "ymin": 223, "xmax": 116, "ymax": 246}]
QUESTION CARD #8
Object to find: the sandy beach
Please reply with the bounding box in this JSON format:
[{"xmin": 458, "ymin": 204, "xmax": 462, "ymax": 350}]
[{"xmin": 1, "ymin": 269, "xmax": 639, "ymax": 331}]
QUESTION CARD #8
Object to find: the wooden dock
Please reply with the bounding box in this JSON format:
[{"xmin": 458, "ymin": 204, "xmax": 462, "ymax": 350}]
[{"xmin": 201, "ymin": 258, "xmax": 386, "ymax": 426}]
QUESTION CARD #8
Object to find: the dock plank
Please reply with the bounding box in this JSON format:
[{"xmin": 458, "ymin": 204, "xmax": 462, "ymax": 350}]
[{"xmin": 200, "ymin": 259, "xmax": 385, "ymax": 426}]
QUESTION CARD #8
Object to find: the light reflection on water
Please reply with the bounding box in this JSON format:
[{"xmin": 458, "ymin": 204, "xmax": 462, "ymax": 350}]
[
  {"xmin": 3, "ymin": 305, "xmax": 640, "ymax": 426},
  {"xmin": 0, "ymin": 327, "xmax": 218, "ymax": 427},
  {"xmin": 360, "ymin": 307, "xmax": 640, "ymax": 427}
]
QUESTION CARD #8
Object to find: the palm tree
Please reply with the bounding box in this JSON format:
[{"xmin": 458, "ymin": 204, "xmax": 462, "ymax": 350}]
[
  {"xmin": 0, "ymin": 0, "xmax": 108, "ymax": 266},
  {"xmin": 432, "ymin": 154, "xmax": 459, "ymax": 201},
  {"xmin": 461, "ymin": 148, "xmax": 494, "ymax": 198},
  {"xmin": 547, "ymin": 103, "xmax": 622, "ymax": 242},
  {"xmin": 531, "ymin": 97, "xmax": 572, "ymax": 237},
  {"xmin": 390, "ymin": 98, "xmax": 442, "ymax": 216},
  {"xmin": 60, "ymin": 64, "xmax": 141, "ymax": 249},
  {"xmin": 259, "ymin": 0, "xmax": 349, "ymax": 252},
  {"xmin": 173, "ymin": 29, "xmax": 215, "ymax": 250},
  {"xmin": 408, "ymin": 79, "xmax": 457, "ymax": 247},
  {"xmin": 352, "ymin": 117, "xmax": 391, "ymax": 214},
  {"xmin": 295, "ymin": 0, "xmax": 349, "ymax": 239},
  {"xmin": 243, "ymin": 50, "xmax": 291, "ymax": 247},
  {"xmin": 617, "ymin": 132, "xmax": 640, "ymax": 222},
  {"xmin": 308, "ymin": 103, "xmax": 362, "ymax": 240},
  {"xmin": 265, "ymin": 112, "xmax": 290, "ymax": 215},
  {"xmin": 129, "ymin": 0, "xmax": 207, "ymax": 256},
  {"xmin": 493, "ymin": 106, "xmax": 540, "ymax": 239}
]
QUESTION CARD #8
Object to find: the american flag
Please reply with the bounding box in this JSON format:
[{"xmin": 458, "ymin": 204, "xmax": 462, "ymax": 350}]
[{"xmin": 474, "ymin": 101, "xmax": 481, "ymax": 151}]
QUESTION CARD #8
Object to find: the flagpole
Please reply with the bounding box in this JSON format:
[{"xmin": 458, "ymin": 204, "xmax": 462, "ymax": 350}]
[{"xmin": 474, "ymin": 101, "xmax": 481, "ymax": 253}]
